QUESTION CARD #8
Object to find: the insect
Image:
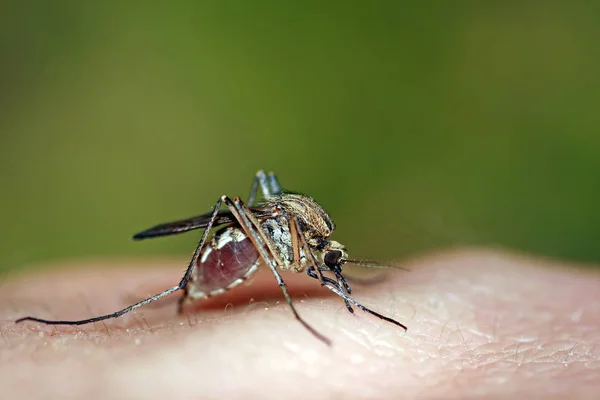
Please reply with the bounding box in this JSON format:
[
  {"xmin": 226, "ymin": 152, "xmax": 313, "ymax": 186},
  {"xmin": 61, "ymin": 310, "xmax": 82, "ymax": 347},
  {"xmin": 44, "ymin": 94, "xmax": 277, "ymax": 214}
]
[{"xmin": 16, "ymin": 170, "xmax": 407, "ymax": 345}]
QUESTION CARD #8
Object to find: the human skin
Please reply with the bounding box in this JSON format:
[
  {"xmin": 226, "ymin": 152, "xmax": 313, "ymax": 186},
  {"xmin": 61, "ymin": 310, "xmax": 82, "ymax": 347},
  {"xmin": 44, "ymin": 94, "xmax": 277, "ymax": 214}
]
[{"xmin": 0, "ymin": 249, "xmax": 599, "ymax": 399}]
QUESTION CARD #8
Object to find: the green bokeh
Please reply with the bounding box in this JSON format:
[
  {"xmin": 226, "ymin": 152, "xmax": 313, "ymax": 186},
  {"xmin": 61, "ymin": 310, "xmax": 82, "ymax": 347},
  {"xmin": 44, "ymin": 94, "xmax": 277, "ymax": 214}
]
[{"xmin": 1, "ymin": 2, "xmax": 599, "ymax": 275}]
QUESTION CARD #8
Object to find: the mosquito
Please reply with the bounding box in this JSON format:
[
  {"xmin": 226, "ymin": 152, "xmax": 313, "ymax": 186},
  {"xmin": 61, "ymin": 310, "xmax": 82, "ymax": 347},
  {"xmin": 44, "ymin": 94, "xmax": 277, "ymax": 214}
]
[{"xmin": 16, "ymin": 170, "xmax": 407, "ymax": 345}]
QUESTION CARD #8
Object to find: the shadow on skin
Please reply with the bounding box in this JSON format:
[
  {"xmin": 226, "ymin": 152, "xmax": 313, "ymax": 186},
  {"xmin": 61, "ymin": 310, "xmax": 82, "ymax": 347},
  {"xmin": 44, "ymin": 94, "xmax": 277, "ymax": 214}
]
[{"xmin": 1, "ymin": 249, "xmax": 599, "ymax": 399}]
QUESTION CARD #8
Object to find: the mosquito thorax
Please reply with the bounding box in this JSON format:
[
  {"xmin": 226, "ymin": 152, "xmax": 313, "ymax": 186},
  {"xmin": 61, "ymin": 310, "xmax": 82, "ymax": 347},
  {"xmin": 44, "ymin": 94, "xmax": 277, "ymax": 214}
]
[{"xmin": 268, "ymin": 193, "xmax": 335, "ymax": 238}]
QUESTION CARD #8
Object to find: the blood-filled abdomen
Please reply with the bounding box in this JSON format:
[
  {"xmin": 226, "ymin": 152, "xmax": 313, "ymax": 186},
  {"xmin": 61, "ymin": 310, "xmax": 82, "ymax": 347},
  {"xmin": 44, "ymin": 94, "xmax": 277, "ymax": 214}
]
[{"xmin": 192, "ymin": 228, "xmax": 260, "ymax": 295}]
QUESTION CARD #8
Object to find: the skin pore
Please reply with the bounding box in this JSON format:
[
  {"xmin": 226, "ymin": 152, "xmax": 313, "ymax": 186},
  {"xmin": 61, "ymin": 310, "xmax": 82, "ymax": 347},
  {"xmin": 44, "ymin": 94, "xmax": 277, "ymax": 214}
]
[{"xmin": 1, "ymin": 249, "xmax": 599, "ymax": 399}]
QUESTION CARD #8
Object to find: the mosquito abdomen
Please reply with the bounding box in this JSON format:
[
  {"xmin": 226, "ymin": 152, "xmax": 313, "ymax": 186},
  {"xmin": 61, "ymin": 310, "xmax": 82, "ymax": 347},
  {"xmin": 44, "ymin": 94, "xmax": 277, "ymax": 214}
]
[{"xmin": 190, "ymin": 228, "xmax": 261, "ymax": 297}]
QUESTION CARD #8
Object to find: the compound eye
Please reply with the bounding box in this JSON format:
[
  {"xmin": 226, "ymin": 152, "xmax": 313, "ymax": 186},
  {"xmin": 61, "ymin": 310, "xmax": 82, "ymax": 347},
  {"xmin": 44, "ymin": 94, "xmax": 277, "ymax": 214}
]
[{"xmin": 324, "ymin": 250, "xmax": 343, "ymax": 267}]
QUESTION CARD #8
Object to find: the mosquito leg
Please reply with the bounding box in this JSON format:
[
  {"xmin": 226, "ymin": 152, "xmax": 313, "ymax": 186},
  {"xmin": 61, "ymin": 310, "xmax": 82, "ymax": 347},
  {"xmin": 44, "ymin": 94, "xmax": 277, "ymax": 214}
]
[
  {"xmin": 288, "ymin": 217, "xmax": 302, "ymax": 269},
  {"xmin": 292, "ymin": 216, "xmax": 325, "ymax": 282},
  {"xmin": 306, "ymin": 267, "xmax": 354, "ymax": 313},
  {"xmin": 267, "ymin": 171, "xmax": 282, "ymax": 194},
  {"xmin": 230, "ymin": 197, "xmax": 287, "ymax": 268},
  {"xmin": 292, "ymin": 216, "xmax": 350, "ymax": 302},
  {"xmin": 292, "ymin": 217, "xmax": 353, "ymax": 313},
  {"xmin": 247, "ymin": 170, "xmax": 273, "ymax": 207},
  {"xmin": 315, "ymin": 265, "xmax": 352, "ymax": 295},
  {"xmin": 16, "ymin": 197, "xmax": 225, "ymax": 327},
  {"xmin": 14, "ymin": 286, "xmax": 182, "ymax": 326},
  {"xmin": 267, "ymin": 266, "xmax": 332, "ymax": 346},
  {"xmin": 318, "ymin": 281, "xmax": 407, "ymax": 331},
  {"xmin": 222, "ymin": 196, "xmax": 332, "ymax": 346},
  {"xmin": 177, "ymin": 295, "xmax": 186, "ymax": 314},
  {"xmin": 306, "ymin": 266, "xmax": 339, "ymax": 287},
  {"xmin": 177, "ymin": 197, "xmax": 224, "ymax": 288}
]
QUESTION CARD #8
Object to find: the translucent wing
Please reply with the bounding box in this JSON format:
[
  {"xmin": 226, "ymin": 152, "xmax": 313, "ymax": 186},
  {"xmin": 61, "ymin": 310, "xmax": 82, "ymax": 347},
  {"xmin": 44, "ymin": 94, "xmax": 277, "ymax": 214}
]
[
  {"xmin": 132, "ymin": 208, "xmax": 270, "ymax": 240},
  {"xmin": 132, "ymin": 211, "xmax": 235, "ymax": 240}
]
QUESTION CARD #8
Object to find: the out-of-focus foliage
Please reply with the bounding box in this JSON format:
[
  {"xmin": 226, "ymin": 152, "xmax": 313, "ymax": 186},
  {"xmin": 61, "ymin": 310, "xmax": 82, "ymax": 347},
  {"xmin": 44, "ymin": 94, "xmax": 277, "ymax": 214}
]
[{"xmin": 1, "ymin": 2, "xmax": 599, "ymax": 274}]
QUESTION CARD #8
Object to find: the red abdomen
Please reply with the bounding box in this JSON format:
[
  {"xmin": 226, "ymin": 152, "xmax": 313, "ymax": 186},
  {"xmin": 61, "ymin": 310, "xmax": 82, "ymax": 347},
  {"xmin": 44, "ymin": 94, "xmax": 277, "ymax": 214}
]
[{"xmin": 193, "ymin": 230, "xmax": 260, "ymax": 295}]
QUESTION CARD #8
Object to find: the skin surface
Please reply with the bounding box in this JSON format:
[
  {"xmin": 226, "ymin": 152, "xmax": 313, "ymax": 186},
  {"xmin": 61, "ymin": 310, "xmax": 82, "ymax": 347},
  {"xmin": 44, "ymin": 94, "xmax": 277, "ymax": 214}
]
[{"xmin": 0, "ymin": 249, "xmax": 599, "ymax": 400}]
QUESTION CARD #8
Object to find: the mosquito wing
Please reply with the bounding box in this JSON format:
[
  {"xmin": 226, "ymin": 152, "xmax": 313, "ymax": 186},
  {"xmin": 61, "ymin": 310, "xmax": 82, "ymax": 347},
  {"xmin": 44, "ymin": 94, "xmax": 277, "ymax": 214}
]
[
  {"xmin": 132, "ymin": 208, "xmax": 270, "ymax": 240},
  {"xmin": 132, "ymin": 211, "xmax": 236, "ymax": 240}
]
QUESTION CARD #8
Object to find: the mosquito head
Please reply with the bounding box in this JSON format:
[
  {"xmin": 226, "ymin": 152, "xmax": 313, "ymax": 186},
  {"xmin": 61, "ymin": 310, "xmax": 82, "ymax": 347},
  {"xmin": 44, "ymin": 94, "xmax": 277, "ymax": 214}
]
[
  {"xmin": 323, "ymin": 249, "xmax": 343, "ymax": 268},
  {"xmin": 321, "ymin": 240, "xmax": 347, "ymax": 271},
  {"xmin": 318, "ymin": 241, "xmax": 408, "ymax": 274}
]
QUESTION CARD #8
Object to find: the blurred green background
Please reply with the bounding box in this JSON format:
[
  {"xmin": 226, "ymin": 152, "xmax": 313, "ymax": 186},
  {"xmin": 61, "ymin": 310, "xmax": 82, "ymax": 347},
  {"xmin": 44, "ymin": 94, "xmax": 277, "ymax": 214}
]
[{"xmin": 1, "ymin": 2, "xmax": 599, "ymax": 276}]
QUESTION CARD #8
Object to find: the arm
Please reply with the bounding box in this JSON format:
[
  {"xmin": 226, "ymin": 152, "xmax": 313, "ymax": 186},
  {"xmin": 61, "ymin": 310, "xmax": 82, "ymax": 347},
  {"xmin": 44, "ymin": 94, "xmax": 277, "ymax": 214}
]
[{"xmin": 1, "ymin": 249, "xmax": 599, "ymax": 398}]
